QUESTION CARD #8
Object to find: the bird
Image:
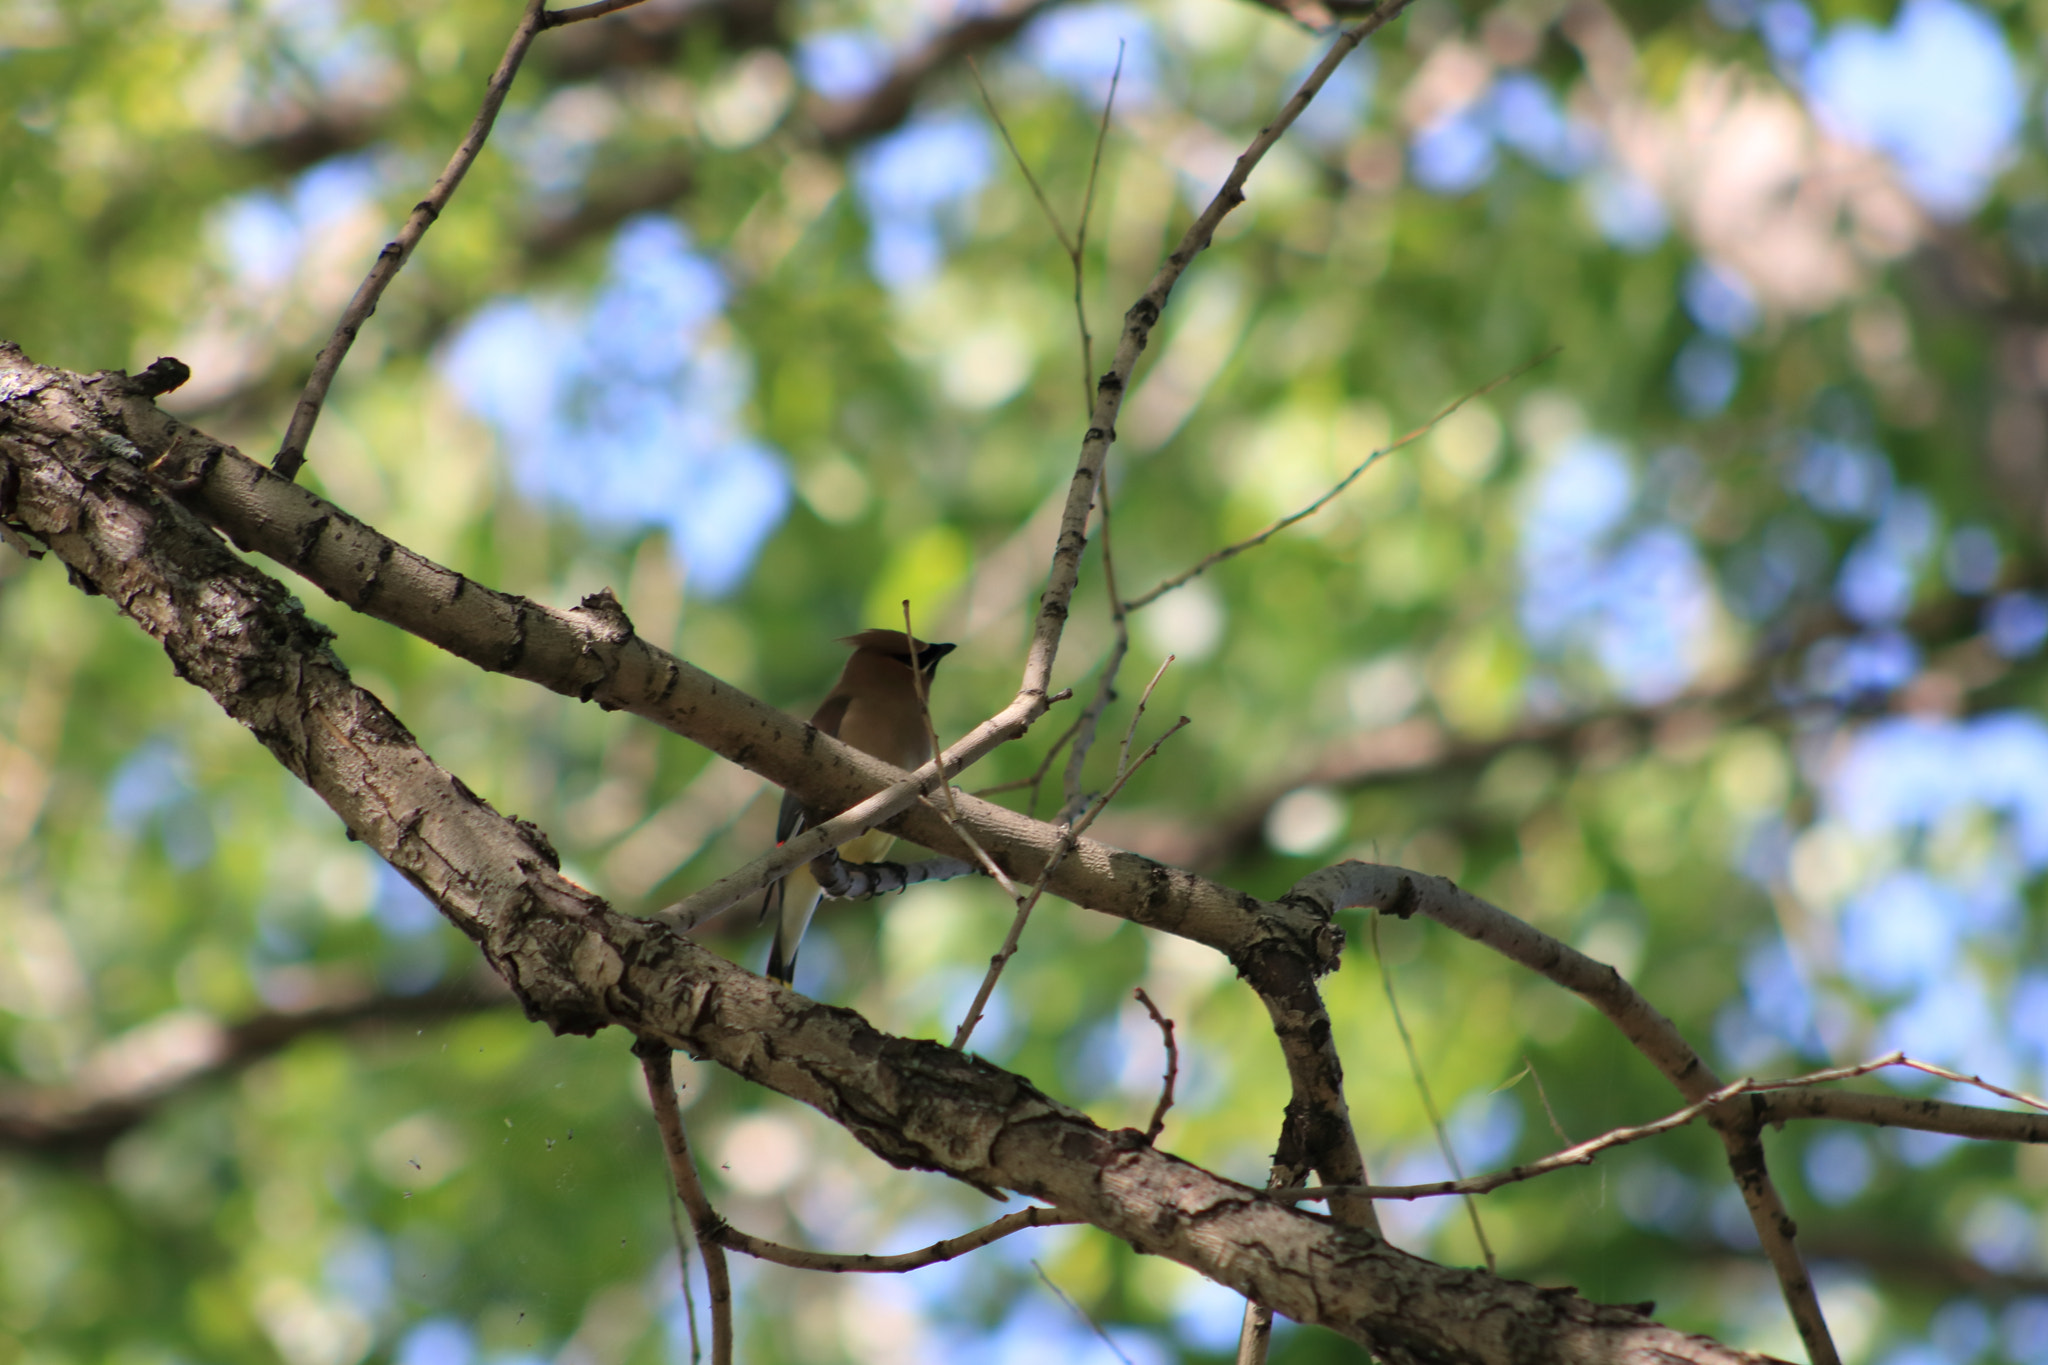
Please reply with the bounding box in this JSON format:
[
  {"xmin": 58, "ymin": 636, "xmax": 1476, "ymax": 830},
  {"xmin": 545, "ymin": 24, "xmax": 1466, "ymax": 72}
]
[{"xmin": 763, "ymin": 629, "xmax": 956, "ymax": 986}]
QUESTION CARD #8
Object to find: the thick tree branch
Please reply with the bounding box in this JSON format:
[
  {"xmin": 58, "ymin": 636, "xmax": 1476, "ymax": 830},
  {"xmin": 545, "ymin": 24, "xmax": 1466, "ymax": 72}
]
[
  {"xmin": 9, "ymin": 349, "xmax": 1308, "ymax": 966},
  {"xmin": 0, "ymin": 344, "xmax": 1778, "ymax": 1365}
]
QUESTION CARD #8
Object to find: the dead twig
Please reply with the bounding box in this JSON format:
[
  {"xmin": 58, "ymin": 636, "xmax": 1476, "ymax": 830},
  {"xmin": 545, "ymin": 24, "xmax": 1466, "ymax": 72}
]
[
  {"xmin": 1018, "ymin": 0, "xmax": 1418, "ymax": 705},
  {"xmin": 1133, "ymin": 988, "xmax": 1178, "ymax": 1142},
  {"xmin": 1124, "ymin": 346, "xmax": 1559, "ymax": 611}
]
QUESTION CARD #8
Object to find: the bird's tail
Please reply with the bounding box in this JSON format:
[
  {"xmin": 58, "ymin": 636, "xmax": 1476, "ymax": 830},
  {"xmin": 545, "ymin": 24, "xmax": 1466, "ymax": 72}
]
[{"xmin": 764, "ymin": 863, "xmax": 822, "ymax": 986}]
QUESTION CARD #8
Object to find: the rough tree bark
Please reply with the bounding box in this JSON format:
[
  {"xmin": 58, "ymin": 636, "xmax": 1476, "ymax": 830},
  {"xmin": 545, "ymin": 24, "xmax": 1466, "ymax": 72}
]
[{"xmin": 0, "ymin": 344, "xmax": 1783, "ymax": 1365}]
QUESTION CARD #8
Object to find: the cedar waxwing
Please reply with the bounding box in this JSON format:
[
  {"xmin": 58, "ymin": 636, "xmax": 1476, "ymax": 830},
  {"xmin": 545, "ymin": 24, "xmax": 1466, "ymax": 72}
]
[{"xmin": 763, "ymin": 629, "xmax": 956, "ymax": 985}]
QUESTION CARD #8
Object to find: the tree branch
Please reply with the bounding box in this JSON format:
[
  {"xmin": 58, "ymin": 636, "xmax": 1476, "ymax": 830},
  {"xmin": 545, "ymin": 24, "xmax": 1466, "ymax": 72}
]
[
  {"xmin": 275, "ymin": 0, "xmax": 651, "ymax": 477},
  {"xmin": 638, "ymin": 1040, "xmax": 733, "ymax": 1365},
  {"xmin": 0, "ymin": 341, "xmax": 1781, "ymax": 1365},
  {"xmin": 721, "ymin": 1205, "xmax": 1075, "ymax": 1273},
  {"xmin": 1290, "ymin": 863, "xmax": 1841, "ymax": 1363}
]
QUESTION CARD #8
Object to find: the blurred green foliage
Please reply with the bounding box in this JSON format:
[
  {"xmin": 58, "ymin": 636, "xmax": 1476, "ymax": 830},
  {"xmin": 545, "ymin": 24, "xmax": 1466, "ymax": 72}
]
[{"xmin": 5, "ymin": 0, "xmax": 2048, "ymax": 1363}]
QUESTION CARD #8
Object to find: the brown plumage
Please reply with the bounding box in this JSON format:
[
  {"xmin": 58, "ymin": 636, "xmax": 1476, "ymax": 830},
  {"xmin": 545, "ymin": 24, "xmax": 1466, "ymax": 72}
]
[{"xmin": 763, "ymin": 629, "xmax": 955, "ymax": 985}]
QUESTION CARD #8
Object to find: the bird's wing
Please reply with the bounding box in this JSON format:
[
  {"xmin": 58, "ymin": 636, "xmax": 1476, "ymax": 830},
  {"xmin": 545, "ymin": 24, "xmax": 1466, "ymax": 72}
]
[{"xmin": 763, "ymin": 690, "xmax": 852, "ymax": 922}]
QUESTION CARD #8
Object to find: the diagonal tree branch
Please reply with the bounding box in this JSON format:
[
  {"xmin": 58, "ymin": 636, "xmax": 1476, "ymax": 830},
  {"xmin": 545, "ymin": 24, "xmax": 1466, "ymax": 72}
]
[{"xmin": 0, "ymin": 390, "xmax": 1783, "ymax": 1365}]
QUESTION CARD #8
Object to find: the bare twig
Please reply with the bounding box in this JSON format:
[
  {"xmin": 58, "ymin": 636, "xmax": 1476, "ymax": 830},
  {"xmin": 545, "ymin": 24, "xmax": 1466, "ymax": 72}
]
[
  {"xmin": 1018, "ymin": 1, "xmax": 1418, "ymax": 707},
  {"xmin": 1033, "ymin": 1260, "xmax": 1136, "ymax": 1365},
  {"xmin": 541, "ymin": 0, "xmax": 649, "ymax": 23},
  {"xmin": 1059, "ymin": 620, "xmax": 1131, "ymax": 824},
  {"xmin": 1296, "ymin": 862, "xmax": 1838, "ymax": 1364},
  {"xmin": 1072, "ymin": 46, "xmax": 1121, "ymax": 408},
  {"xmin": 275, "ymin": 0, "xmax": 648, "ymax": 479},
  {"xmin": 1073, "ymin": 716, "xmax": 1188, "ymax": 840},
  {"xmin": 1521, "ymin": 1055, "xmax": 1573, "ymax": 1144},
  {"xmin": 918, "ymin": 798, "xmax": 1026, "ymax": 903},
  {"xmin": 1058, "ymin": 488, "xmax": 1141, "ymax": 824},
  {"xmin": 971, "ymin": 711, "xmax": 1083, "ymax": 818},
  {"xmin": 1888, "ymin": 1054, "xmax": 2048, "ymax": 1112},
  {"xmin": 1133, "ymin": 988, "xmax": 1178, "ymax": 1142},
  {"xmin": 953, "ymin": 712, "xmax": 1188, "ymax": 1049},
  {"xmin": 969, "ymin": 41, "xmax": 1131, "ymax": 822},
  {"xmin": 1273, "ymin": 1075, "xmax": 1757, "ymax": 1204},
  {"xmin": 723, "ymin": 1206, "xmax": 1075, "ymax": 1273},
  {"xmin": 664, "ymin": 1172, "xmax": 703, "ymax": 1365},
  {"xmin": 965, "ymin": 44, "xmax": 1123, "ymax": 417},
  {"xmin": 1116, "ymin": 654, "xmax": 1174, "ymax": 781},
  {"xmin": 636, "ymin": 1040, "xmax": 731, "ymax": 1365},
  {"xmin": 967, "ymin": 56, "xmax": 1080, "ymax": 257},
  {"xmin": 950, "ymin": 820, "xmax": 1074, "ymax": 1051},
  {"xmin": 1123, "ymin": 346, "xmax": 1559, "ymax": 610},
  {"xmin": 1371, "ymin": 913, "xmax": 1494, "ymax": 1272}
]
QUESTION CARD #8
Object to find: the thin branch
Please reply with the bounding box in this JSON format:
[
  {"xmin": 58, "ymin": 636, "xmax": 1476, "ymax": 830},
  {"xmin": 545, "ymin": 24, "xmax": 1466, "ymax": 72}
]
[
  {"xmin": 1060, "ymin": 624, "xmax": 1131, "ymax": 824},
  {"xmin": 1887, "ymin": 1055, "xmax": 2048, "ymax": 1112},
  {"xmin": 1133, "ymin": 988, "xmax": 1178, "ymax": 1142},
  {"xmin": 1072, "ymin": 46, "xmax": 1121, "ymax": 411},
  {"xmin": 967, "ymin": 47, "xmax": 1132, "ymax": 814},
  {"xmin": 1371, "ymin": 914, "xmax": 1494, "ymax": 1272},
  {"xmin": 1295, "ymin": 861, "xmax": 1837, "ymax": 1365},
  {"xmin": 1124, "ymin": 346, "xmax": 1558, "ymax": 610},
  {"xmin": 540, "ymin": 0, "xmax": 651, "ymax": 24},
  {"xmin": 1058, "ymin": 485, "xmax": 1139, "ymax": 825},
  {"xmin": 967, "ymin": 56, "xmax": 1079, "ymax": 257},
  {"xmin": 668, "ymin": 1187, "xmax": 703, "ymax": 1365},
  {"xmin": 952, "ymin": 713, "xmax": 1187, "ymax": 1049},
  {"xmin": 920, "ymin": 797, "xmax": 1027, "ymax": 902},
  {"xmin": 1033, "ymin": 1260, "xmax": 1136, "ymax": 1365},
  {"xmin": 950, "ymin": 819, "xmax": 1074, "ymax": 1050},
  {"xmin": 637, "ymin": 1040, "xmax": 732, "ymax": 1365},
  {"xmin": 1073, "ymin": 715, "xmax": 1188, "ymax": 840},
  {"xmin": 1116, "ymin": 653, "xmax": 1174, "ymax": 781},
  {"xmin": 1522, "ymin": 1055, "xmax": 1573, "ymax": 1145},
  {"xmin": 722, "ymin": 1206, "xmax": 1075, "ymax": 1273},
  {"xmin": 1261, "ymin": 1055, "xmax": 2031, "ymax": 1203},
  {"xmin": 970, "ymin": 711, "xmax": 1083, "ymax": 819},
  {"xmin": 275, "ymin": 0, "xmax": 650, "ymax": 478},
  {"xmin": 1018, "ymin": 0, "xmax": 1418, "ymax": 708}
]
